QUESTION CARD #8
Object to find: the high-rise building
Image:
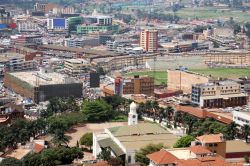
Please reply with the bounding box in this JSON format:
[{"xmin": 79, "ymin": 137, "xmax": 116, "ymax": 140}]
[{"xmin": 140, "ymin": 29, "xmax": 158, "ymax": 52}]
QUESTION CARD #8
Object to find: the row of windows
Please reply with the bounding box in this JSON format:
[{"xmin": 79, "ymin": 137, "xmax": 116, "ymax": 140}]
[{"xmin": 234, "ymin": 116, "xmax": 250, "ymax": 124}]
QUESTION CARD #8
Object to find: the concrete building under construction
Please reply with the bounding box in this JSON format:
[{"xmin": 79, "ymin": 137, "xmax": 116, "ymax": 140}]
[{"xmin": 4, "ymin": 70, "xmax": 82, "ymax": 103}]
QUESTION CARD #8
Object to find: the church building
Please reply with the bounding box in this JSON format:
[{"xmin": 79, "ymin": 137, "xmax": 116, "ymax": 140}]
[{"xmin": 92, "ymin": 102, "xmax": 178, "ymax": 165}]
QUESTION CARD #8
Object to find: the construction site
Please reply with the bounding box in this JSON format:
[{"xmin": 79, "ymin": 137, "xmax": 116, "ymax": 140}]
[{"xmin": 4, "ymin": 70, "xmax": 82, "ymax": 103}]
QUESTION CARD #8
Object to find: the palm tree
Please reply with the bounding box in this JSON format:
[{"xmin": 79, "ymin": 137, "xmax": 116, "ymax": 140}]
[
  {"xmin": 241, "ymin": 124, "xmax": 250, "ymax": 143},
  {"xmin": 52, "ymin": 130, "xmax": 69, "ymax": 147},
  {"xmin": 226, "ymin": 122, "xmax": 239, "ymax": 140},
  {"xmin": 165, "ymin": 106, "xmax": 174, "ymax": 127},
  {"xmin": 174, "ymin": 111, "xmax": 183, "ymax": 127},
  {"xmin": 158, "ymin": 107, "xmax": 165, "ymax": 123},
  {"xmin": 183, "ymin": 113, "xmax": 197, "ymax": 135}
]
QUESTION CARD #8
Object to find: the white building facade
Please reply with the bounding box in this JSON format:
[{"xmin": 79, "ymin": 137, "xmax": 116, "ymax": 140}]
[{"xmin": 233, "ymin": 111, "xmax": 250, "ymax": 126}]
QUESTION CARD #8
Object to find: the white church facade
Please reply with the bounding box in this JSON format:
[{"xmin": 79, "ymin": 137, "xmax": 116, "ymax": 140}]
[{"xmin": 92, "ymin": 102, "xmax": 178, "ymax": 165}]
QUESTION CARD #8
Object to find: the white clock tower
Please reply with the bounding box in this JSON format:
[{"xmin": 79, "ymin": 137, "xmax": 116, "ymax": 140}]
[{"xmin": 128, "ymin": 102, "xmax": 138, "ymax": 126}]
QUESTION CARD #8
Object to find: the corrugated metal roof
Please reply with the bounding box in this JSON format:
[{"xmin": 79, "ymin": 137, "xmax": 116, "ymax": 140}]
[{"xmin": 98, "ymin": 138, "xmax": 125, "ymax": 156}]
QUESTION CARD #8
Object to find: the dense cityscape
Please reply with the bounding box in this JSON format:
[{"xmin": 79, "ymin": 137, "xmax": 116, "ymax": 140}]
[{"xmin": 0, "ymin": 0, "xmax": 250, "ymax": 165}]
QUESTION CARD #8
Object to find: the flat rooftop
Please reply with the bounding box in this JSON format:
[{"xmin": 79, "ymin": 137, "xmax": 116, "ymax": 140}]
[
  {"xmin": 226, "ymin": 140, "xmax": 250, "ymax": 153},
  {"xmin": 9, "ymin": 71, "xmax": 79, "ymax": 87},
  {"xmin": 107, "ymin": 123, "xmax": 178, "ymax": 151},
  {"xmin": 0, "ymin": 52, "xmax": 24, "ymax": 62}
]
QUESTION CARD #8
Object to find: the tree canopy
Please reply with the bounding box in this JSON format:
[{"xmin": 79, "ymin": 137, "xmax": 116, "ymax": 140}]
[
  {"xmin": 81, "ymin": 99, "xmax": 114, "ymax": 122},
  {"xmin": 135, "ymin": 143, "xmax": 164, "ymax": 166},
  {"xmin": 173, "ymin": 135, "xmax": 195, "ymax": 148},
  {"xmin": 80, "ymin": 132, "xmax": 93, "ymax": 150}
]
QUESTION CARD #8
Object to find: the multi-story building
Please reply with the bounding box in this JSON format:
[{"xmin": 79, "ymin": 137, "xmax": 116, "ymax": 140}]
[
  {"xmin": 17, "ymin": 22, "xmax": 38, "ymax": 32},
  {"xmin": 147, "ymin": 146, "xmax": 229, "ymax": 166},
  {"xmin": 140, "ymin": 29, "xmax": 158, "ymax": 52},
  {"xmin": 68, "ymin": 16, "xmax": 83, "ymax": 32},
  {"xmin": 4, "ymin": 70, "xmax": 82, "ymax": 103},
  {"xmin": 34, "ymin": 3, "xmax": 58, "ymax": 13},
  {"xmin": 0, "ymin": 7, "xmax": 13, "ymax": 26},
  {"xmin": 64, "ymin": 59, "xmax": 90, "ymax": 75},
  {"xmin": 235, "ymin": 77, "xmax": 250, "ymax": 94},
  {"xmin": 76, "ymin": 15, "xmax": 118, "ymax": 34},
  {"xmin": 191, "ymin": 81, "xmax": 248, "ymax": 108},
  {"xmin": 77, "ymin": 24, "xmax": 118, "ymax": 34},
  {"xmin": 0, "ymin": 53, "xmax": 36, "ymax": 72},
  {"xmin": 12, "ymin": 45, "xmax": 43, "ymax": 61},
  {"xmin": 52, "ymin": 6, "xmax": 75, "ymax": 15},
  {"xmin": 115, "ymin": 75, "xmax": 154, "ymax": 96},
  {"xmin": 233, "ymin": 111, "xmax": 250, "ymax": 126},
  {"xmin": 192, "ymin": 133, "xmax": 226, "ymax": 158},
  {"xmin": 47, "ymin": 18, "xmax": 68, "ymax": 31},
  {"xmin": 83, "ymin": 15, "xmax": 113, "ymax": 25},
  {"xmin": 64, "ymin": 37, "xmax": 99, "ymax": 48},
  {"xmin": 92, "ymin": 54, "xmax": 156, "ymax": 72}
]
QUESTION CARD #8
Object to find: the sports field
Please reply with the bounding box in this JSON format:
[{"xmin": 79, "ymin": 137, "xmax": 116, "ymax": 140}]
[
  {"xmin": 190, "ymin": 68, "xmax": 250, "ymax": 79},
  {"xmin": 126, "ymin": 71, "xmax": 167, "ymax": 85},
  {"xmin": 166, "ymin": 7, "xmax": 250, "ymax": 22}
]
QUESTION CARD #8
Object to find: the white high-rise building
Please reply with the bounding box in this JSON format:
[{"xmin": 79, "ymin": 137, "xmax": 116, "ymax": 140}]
[{"xmin": 128, "ymin": 102, "xmax": 138, "ymax": 126}]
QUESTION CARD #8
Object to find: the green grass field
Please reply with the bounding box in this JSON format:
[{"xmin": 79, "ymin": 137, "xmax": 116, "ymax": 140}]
[
  {"xmin": 190, "ymin": 68, "xmax": 250, "ymax": 79},
  {"xmin": 166, "ymin": 7, "xmax": 250, "ymax": 22},
  {"xmin": 126, "ymin": 68, "xmax": 250, "ymax": 85},
  {"xmin": 126, "ymin": 71, "xmax": 167, "ymax": 85}
]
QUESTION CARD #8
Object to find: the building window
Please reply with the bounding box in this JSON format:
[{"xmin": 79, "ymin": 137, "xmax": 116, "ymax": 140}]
[{"xmin": 214, "ymin": 143, "xmax": 218, "ymax": 147}]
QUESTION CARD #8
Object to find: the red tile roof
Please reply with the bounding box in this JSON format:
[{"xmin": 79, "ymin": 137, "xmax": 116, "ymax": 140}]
[
  {"xmin": 189, "ymin": 146, "xmax": 212, "ymax": 154},
  {"xmin": 196, "ymin": 134, "xmax": 224, "ymax": 143},
  {"xmin": 34, "ymin": 143, "xmax": 44, "ymax": 153},
  {"xmin": 179, "ymin": 156, "xmax": 231, "ymax": 166},
  {"xmin": 147, "ymin": 150, "xmax": 179, "ymax": 165},
  {"xmin": 174, "ymin": 105, "xmax": 206, "ymax": 118}
]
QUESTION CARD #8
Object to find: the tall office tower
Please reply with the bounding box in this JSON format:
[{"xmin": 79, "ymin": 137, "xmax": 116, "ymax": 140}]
[{"xmin": 140, "ymin": 29, "xmax": 158, "ymax": 52}]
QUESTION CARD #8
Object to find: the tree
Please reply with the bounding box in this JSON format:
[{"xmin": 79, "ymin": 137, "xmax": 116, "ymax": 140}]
[
  {"xmin": 48, "ymin": 118, "xmax": 70, "ymax": 146},
  {"xmin": 226, "ymin": 122, "xmax": 239, "ymax": 140},
  {"xmin": 22, "ymin": 153, "xmax": 42, "ymax": 166},
  {"xmin": 80, "ymin": 132, "xmax": 93, "ymax": 150},
  {"xmin": 165, "ymin": 106, "xmax": 174, "ymax": 127},
  {"xmin": 183, "ymin": 113, "xmax": 197, "ymax": 134},
  {"xmin": 0, "ymin": 157, "xmax": 22, "ymax": 166},
  {"xmin": 81, "ymin": 99, "xmax": 114, "ymax": 122},
  {"xmin": 241, "ymin": 124, "xmax": 250, "ymax": 143},
  {"xmin": 102, "ymin": 95, "xmax": 124, "ymax": 110},
  {"xmin": 173, "ymin": 135, "xmax": 195, "ymax": 148},
  {"xmin": 39, "ymin": 147, "xmax": 83, "ymax": 166},
  {"xmin": 135, "ymin": 143, "xmax": 164, "ymax": 166},
  {"xmin": 97, "ymin": 148, "xmax": 111, "ymax": 161},
  {"xmin": 97, "ymin": 67, "xmax": 106, "ymax": 75},
  {"xmin": 66, "ymin": 96, "xmax": 79, "ymax": 112}
]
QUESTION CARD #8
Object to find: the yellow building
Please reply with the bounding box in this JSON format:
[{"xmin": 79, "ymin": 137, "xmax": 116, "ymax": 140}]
[
  {"xmin": 64, "ymin": 59, "xmax": 90, "ymax": 75},
  {"xmin": 140, "ymin": 29, "xmax": 158, "ymax": 52}
]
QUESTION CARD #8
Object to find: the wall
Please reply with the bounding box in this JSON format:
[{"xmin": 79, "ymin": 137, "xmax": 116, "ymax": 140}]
[{"xmin": 168, "ymin": 70, "xmax": 209, "ymax": 93}]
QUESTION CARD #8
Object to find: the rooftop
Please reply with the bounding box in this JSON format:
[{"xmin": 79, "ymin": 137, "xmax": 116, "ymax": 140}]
[
  {"xmin": 9, "ymin": 71, "xmax": 79, "ymax": 87},
  {"xmin": 107, "ymin": 123, "xmax": 178, "ymax": 150},
  {"xmin": 0, "ymin": 52, "xmax": 25, "ymax": 62},
  {"xmin": 196, "ymin": 134, "xmax": 224, "ymax": 143},
  {"xmin": 147, "ymin": 150, "xmax": 179, "ymax": 165},
  {"xmin": 226, "ymin": 140, "xmax": 250, "ymax": 153},
  {"xmin": 188, "ymin": 146, "xmax": 212, "ymax": 155}
]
